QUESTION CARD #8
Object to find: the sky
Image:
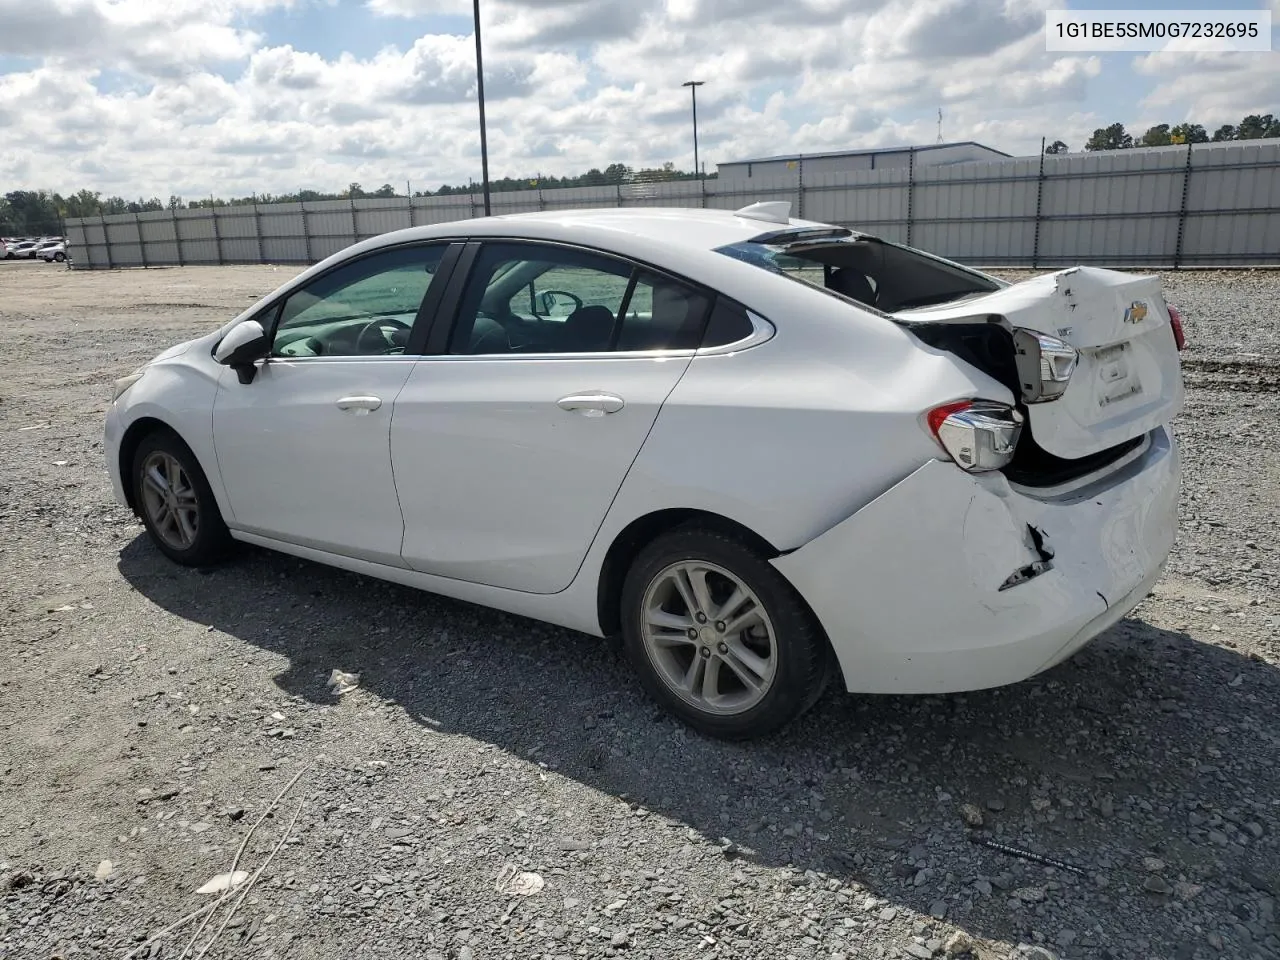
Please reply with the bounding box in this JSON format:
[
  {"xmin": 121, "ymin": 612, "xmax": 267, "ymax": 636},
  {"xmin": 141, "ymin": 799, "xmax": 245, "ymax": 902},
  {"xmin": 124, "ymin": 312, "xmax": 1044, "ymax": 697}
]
[{"xmin": 0, "ymin": 0, "xmax": 1276, "ymax": 200}]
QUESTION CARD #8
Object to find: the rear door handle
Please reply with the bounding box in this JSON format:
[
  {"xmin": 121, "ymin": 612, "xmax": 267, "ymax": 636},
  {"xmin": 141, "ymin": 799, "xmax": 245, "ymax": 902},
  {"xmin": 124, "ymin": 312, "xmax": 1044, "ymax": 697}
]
[
  {"xmin": 557, "ymin": 392, "xmax": 625, "ymax": 416},
  {"xmin": 336, "ymin": 395, "xmax": 383, "ymax": 415}
]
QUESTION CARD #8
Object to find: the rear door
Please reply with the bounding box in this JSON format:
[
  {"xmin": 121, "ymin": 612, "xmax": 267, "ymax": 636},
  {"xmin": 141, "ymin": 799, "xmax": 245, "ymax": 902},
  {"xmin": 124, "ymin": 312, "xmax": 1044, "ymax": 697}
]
[
  {"xmin": 897, "ymin": 266, "xmax": 1184, "ymax": 459},
  {"xmin": 391, "ymin": 240, "xmax": 712, "ymax": 594}
]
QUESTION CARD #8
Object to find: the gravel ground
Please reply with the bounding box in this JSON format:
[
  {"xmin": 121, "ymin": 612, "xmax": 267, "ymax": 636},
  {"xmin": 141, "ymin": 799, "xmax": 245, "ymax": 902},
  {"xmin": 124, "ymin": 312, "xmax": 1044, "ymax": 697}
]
[{"xmin": 1, "ymin": 259, "xmax": 1277, "ymax": 960}]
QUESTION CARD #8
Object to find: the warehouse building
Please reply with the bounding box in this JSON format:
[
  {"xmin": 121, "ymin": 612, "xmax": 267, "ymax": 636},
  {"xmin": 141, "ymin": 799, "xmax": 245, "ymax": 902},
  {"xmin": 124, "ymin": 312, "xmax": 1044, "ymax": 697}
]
[{"xmin": 717, "ymin": 141, "xmax": 1010, "ymax": 179}]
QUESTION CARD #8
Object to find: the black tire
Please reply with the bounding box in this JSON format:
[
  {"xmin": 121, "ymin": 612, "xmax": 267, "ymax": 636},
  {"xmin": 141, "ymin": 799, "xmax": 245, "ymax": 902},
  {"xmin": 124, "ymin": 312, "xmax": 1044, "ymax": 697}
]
[
  {"xmin": 620, "ymin": 523, "xmax": 832, "ymax": 740},
  {"xmin": 131, "ymin": 429, "xmax": 233, "ymax": 567},
  {"xmin": 54, "ymin": 252, "xmax": 66, "ymax": 262}
]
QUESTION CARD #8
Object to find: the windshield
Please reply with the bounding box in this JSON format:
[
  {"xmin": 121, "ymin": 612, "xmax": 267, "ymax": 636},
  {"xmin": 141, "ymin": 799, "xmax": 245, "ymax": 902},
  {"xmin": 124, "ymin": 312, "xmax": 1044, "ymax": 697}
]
[{"xmin": 715, "ymin": 236, "xmax": 1003, "ymax": 313}]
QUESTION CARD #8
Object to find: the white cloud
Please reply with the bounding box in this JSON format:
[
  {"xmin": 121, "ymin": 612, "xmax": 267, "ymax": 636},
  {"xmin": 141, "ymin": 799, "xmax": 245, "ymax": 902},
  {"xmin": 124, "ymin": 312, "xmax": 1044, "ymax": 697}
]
[
  {"xmin": 0, "ymin": 0, "xmax": 290, "ymax": 74},
  {"xmin": 1135, "ymin": 52, "xmax": 1280, "ymax": 127},
  {"xmin": 0, "ymin": 0, "xmax": 1261, "ymax": 201}
]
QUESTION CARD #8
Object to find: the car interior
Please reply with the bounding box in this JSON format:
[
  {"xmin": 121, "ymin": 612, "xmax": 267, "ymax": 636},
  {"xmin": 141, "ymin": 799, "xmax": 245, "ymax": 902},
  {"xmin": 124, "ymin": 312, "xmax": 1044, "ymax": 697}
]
[
  {"xmin": 262, "ymin": 247, "xmax": 717, "ymax": 359},
  {"xmin": 806, "ymin": 239, "xmax": 1003, "ymax": 312},
  {"xmin": 454, "ymin": 258, "xmax": 711, "ymax": 355}
]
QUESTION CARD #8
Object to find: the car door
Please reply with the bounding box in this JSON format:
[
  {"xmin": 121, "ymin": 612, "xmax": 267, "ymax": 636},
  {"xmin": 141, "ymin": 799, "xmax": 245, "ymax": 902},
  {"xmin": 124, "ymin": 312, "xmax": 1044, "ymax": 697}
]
[
  {"xmin": 212, "ymin": 242, "xmax": 455, "ymax": 567},
  {"xmin": 392, "ymin": 240, "xmax": 714, "ymax": 594}
]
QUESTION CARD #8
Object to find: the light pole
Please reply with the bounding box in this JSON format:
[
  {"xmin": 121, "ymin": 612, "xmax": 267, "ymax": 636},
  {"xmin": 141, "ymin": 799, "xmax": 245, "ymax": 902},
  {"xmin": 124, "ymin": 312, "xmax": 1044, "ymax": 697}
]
[
  {"xmin": 682, "ymin": 80, "xmax": 704, "ymax": 180},
  {"xmin": 472, "ymin": 0, "xmax": 491, "ymax": 216}
]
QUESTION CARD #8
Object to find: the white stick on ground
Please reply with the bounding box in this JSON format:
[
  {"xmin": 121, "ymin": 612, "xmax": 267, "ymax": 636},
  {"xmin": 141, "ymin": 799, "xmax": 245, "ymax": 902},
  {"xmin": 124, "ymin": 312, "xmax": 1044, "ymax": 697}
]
[
  {"xmin": 191, "ymin": 797, "xmax": 305, "ymax": 960},
  {"xmin": 122, "ymin": 900, "xmax": 223, "ymax": 960},
  {"xmin": 178, "ymin": 765, "xmax": 309, "ymax": 959}
]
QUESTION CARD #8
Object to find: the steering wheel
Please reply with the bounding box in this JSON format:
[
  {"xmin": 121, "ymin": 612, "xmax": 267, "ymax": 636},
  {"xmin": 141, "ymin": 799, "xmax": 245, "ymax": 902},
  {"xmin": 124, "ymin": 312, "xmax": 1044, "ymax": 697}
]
[
  {"xmin": 540, "ymin": 289, "xmax": 584, "ymax": 315},
  {"xmin": 355, "ymin": 316, "xmax": 413, "ymax": 354}
]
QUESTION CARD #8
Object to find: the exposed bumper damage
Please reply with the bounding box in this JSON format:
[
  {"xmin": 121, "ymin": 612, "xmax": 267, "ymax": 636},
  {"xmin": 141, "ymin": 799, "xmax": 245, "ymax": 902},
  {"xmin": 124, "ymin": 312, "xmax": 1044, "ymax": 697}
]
[{"xmin": 772, "ymin": 427, "xmax": 1179, "ymax": 694}]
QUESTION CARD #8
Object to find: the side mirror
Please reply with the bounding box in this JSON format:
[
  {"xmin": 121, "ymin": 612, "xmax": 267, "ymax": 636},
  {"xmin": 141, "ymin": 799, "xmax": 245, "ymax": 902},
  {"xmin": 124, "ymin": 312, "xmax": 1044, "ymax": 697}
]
[
  {"xmin": 539, "ymin": 291, "xmax": 558, "ymax": 315},
  {"xmin": 214, "ymin": 319, "xmax": 269, "ymax": 384}
]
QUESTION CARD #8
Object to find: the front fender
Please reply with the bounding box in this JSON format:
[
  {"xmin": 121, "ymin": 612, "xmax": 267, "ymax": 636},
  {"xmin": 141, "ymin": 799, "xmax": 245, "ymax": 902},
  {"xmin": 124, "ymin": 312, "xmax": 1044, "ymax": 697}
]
[{"xmin": 112, "ymin": 354, "xmax": 232, "ymax": 522}]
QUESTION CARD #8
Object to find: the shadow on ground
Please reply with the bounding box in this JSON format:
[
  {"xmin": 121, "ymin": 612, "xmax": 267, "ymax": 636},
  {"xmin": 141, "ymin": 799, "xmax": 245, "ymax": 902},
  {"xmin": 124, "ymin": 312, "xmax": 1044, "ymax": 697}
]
[{"xmin": 118, "ymin": 538, "xmax": 1280, "ymax": 955}]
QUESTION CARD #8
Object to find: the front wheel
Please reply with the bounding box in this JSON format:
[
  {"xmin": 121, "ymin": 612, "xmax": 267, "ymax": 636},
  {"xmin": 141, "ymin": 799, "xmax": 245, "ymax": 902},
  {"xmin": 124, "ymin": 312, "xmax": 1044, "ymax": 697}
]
[
  {"xmin": 53, "ymin": 252, "xmax": 66, "ymax": 262},
  {"xmin": 620, "ymin": 525, "xmax": 832, "ymax": 740},
  {"xmin": 131, "ymin": 430, "xmax": 232, "ymax": 566}
]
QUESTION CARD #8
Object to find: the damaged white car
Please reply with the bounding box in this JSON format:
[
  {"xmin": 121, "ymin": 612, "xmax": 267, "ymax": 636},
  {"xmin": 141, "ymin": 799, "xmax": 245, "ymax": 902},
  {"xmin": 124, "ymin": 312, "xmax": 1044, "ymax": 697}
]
[{"xmin": 105, "ymin": 203, "xmax": 1185, "ymax": 739}]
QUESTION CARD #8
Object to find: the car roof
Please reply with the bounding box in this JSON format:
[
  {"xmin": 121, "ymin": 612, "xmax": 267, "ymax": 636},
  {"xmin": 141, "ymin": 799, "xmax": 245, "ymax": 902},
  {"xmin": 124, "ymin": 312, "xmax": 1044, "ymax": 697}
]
[
  {"xmin": 330, "ymin": 205, "xmax": 848, "ymax": 291},
  {"xmin": 370, "ymin": 206, "xmax": 838, "ymax": 258}
]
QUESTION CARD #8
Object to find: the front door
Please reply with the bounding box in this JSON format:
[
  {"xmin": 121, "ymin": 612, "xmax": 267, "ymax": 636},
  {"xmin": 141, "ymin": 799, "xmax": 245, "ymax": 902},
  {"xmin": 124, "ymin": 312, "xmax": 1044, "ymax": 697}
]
[
  {"xmin": 213, "ymin": 243, "xmax": 451, "ymax": 566},
  {"xmin": 393, "ymin": 241, "xmax": 713, "ymax": 593}
]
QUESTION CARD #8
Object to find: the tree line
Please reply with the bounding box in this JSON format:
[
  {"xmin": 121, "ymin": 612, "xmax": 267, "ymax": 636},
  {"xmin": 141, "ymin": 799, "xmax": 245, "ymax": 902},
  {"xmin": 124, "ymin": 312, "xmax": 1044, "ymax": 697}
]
[
  {"xmin": 1, "ymin": 162, "xmax": 710, "ymax": 232},
  {"xmin": 1045, "ymin": 112, "xmax": 1279, "ymax": 154}
]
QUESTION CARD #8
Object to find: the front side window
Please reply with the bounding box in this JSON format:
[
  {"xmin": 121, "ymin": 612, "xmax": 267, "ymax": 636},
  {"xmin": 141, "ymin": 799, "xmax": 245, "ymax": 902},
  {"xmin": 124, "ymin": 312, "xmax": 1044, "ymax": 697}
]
[
  {"xmin": 272, "ymin": 244, "xmax": 447, "ymax": 358},
  {"xmin": 449, "ymin": 243, "xmax": 712, "ymax": 355}
]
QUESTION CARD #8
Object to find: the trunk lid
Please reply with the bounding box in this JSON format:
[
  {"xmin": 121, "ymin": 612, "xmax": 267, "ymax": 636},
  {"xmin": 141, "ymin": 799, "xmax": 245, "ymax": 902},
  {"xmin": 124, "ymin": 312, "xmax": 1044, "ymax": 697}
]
[{"xmin": 895, "ymin": 266, "xmax": 1184, "ymax": 460}]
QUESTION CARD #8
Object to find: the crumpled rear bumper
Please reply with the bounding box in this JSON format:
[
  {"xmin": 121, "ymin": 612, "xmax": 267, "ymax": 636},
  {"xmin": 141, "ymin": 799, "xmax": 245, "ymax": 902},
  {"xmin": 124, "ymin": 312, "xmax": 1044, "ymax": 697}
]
[{"xmin": 772, "ymin": 428, "xmax": 1179, "ymax": 694}]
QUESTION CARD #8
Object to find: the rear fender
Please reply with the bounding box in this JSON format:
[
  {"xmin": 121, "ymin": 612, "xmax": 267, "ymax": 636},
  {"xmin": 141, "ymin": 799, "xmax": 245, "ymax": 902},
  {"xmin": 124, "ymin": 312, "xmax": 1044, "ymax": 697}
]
[{"xmin": 772, "ymin": 460, "xmax": 1054, "ymax": 693}]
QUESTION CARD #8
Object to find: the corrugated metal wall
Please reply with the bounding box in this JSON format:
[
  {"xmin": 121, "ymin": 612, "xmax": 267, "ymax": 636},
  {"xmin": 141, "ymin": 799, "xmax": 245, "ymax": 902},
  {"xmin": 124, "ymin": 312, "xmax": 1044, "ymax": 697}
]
[{"xmin": 63, "ymin": 140, "xmax": 1280, "ymax": 270}]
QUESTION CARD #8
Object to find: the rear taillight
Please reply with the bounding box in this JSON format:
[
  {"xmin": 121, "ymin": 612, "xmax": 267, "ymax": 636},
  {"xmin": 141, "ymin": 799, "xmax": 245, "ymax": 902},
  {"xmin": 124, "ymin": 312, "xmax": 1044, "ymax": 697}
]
[
  {"xmin": 926, "ymin": 400, "xmax": 1024, "ymax": 472},
  {"xmin": 1168, "ymin": 304, "xmax": 1187, "ymax": 351},
  {"xmin": 1013, "ymin": 330, "xmax": 1078, "ymax": 403}
]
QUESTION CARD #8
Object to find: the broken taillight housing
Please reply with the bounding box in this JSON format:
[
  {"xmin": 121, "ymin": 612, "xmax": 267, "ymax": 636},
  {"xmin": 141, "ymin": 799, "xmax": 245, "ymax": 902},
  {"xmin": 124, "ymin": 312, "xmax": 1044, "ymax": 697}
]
[
  {"xmin": 1013, "ymin": 330, "xmax": 1078, "ymax": 403},
  {"xmin": 1168, "ymin": 304, "xmax": 1187, "ymax": 351},
  {"xmin": 926, "ymin": 400, "xmax": 1024, "ymax": 473}
]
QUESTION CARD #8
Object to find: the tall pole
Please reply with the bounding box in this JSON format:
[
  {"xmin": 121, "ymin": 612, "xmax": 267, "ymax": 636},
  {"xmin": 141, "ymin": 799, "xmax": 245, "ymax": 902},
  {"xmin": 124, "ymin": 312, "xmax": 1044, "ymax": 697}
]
[
  {"xmin": 472, "ymin": 0, "xmax": 492, "ymax": 216},
  {"xmin": 683, "ymin": 80, "xmax": 704, "ymax": 180}
]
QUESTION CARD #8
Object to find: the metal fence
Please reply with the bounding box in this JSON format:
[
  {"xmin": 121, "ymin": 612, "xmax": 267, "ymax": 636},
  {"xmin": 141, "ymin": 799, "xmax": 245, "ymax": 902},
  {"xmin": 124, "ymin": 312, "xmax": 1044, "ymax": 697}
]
[{"xmin": 64, "ymin": 139, "xmax": 1280, "ymax": 270}]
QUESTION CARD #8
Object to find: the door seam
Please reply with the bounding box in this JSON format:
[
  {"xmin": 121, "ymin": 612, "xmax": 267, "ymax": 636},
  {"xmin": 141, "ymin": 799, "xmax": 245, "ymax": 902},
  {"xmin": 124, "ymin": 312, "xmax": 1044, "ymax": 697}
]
[{"xmin": 554, "ymin": 352, "xmax": 699, "ymax": 595}]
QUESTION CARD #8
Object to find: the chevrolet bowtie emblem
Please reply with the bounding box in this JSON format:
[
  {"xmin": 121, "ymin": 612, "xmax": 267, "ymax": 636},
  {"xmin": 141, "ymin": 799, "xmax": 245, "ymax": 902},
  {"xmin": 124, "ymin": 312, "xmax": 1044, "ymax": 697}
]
[{"xmin": 1124, "ymin": 300, "xmax": 1148, "ymax": 324}]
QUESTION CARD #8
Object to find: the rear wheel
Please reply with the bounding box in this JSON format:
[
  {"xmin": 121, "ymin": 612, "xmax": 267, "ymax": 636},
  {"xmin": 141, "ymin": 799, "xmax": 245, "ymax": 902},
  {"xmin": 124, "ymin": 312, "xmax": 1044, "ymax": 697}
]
[
  {"xmin": 620, "ymin": 524, "xmax": 831, "ymax": 740},
  {"xmin": 131, "ymin": 430, "xmax": 232, "ymax": 566},
  {"xmin": 53, "ymin": 252, "xmax": 66, "ymax": 262}
]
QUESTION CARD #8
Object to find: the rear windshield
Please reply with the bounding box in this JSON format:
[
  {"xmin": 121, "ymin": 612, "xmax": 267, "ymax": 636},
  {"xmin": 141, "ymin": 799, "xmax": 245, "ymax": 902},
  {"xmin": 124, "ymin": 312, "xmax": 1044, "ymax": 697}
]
[{"xmin": 714, "ymin": 237, "xmax": 1003, "ymax": 313}]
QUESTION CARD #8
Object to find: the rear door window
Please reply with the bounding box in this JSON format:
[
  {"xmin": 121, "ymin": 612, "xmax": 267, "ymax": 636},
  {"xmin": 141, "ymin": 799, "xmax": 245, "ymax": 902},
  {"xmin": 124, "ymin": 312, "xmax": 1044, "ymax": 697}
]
[{"xmin": 447, "ymin": 243, "xmax": 712, "ymax": 355}]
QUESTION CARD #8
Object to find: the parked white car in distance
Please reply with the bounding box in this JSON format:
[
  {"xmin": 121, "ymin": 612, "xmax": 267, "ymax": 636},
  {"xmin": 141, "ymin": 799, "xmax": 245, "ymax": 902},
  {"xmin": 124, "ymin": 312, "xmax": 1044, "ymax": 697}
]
[
  {"xmin": 104, "ymin": 203, "xmax": 1186, "ymax": 739},
  {"xmin": 37, "ymin": 241, "xmax": 67, "ymax": 262}
]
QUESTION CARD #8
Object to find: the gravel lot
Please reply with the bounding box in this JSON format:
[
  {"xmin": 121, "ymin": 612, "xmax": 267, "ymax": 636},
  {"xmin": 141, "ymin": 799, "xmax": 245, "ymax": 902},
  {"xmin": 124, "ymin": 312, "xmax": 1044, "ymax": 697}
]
[{"xmin": 1, "ymin": 258, "xmax": 1278, "ymax": 960}]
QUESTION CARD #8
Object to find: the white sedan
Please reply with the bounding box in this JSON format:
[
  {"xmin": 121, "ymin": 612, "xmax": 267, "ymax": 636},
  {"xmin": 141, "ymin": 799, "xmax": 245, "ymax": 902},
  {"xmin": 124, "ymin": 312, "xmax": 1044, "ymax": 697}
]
[{"xmin": 104, "ymin": 203, "xmax": 1185, "ymax": 739}]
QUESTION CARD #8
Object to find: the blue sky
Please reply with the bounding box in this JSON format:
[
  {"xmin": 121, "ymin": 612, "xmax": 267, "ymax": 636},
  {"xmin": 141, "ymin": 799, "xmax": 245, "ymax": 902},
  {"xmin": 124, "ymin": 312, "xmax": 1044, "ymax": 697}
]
[{"xmin": 0, "ymin": 0, "xmax": 1275, "ymax": 199}]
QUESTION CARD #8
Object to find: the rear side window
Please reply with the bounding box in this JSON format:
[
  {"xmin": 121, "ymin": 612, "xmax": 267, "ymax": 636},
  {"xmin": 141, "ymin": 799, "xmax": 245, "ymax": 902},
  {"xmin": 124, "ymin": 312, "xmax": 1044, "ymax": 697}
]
[
  {"xmin": 701, "ymin": 299, "xmax": 756, "ymax": 348},
  {"xmin": 448, "ymin": 242, "xmax": 712, "ymax": 355}
]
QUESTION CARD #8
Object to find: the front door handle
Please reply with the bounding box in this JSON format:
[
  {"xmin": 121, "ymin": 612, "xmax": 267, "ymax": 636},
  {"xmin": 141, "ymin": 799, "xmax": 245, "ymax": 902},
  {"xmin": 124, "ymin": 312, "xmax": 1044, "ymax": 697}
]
[
  {"xmin": 336, "ymin": 395, "xmax": 383, "ymax": 415},
  {"xmin": 557, "ymin": 392, "xmax": 625, "ymax": 416}
]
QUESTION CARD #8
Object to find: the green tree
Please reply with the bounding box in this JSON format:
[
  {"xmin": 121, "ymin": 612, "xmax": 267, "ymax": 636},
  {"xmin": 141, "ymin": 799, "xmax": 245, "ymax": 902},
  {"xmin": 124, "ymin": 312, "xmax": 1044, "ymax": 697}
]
[
  {"xmin": 1084, "ymin": 123, "xmax": 1134, "ymax": 151},
  {"xmin": 1169, "ymin": 123, "xmax": 1208, "ymax": 144},
  {"xmin": 1237, "ymin": 114, "xmax": 1280, "ymax": 139},
  {"xmin": 3, "ymin": 190, "xmax": 61, "ymax": 234},
  {"xmin": 345, "ymin": 182, "xmax": 366, "ymax": 199},
  {"xmin": 1211, "ymin": 124, "xmax": 1238, "ymax": 142},
  {"xmin": 372, "ymin": 183, "xmax": 397, "ymax": 198},
  {"xmin": 1044, "ymin": 140, "xmax": 1069, "ymax": 154},
  {"xmin": 1140, "ymin": 124, "xmax": 1172, "ymax": 147}
]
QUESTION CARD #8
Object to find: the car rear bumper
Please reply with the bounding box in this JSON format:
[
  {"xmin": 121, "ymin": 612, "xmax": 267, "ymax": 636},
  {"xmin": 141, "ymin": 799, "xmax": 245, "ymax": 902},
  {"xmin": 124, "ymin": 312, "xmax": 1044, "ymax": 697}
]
[{"xmin": 772, "ymin": 427, "xmax": 1179, "ymax": 694}]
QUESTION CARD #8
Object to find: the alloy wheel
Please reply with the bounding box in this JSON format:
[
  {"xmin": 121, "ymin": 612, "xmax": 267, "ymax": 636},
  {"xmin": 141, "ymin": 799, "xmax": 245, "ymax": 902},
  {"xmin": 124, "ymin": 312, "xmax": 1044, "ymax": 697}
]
[
  {"xmin": 139, "ymin": 451, "xmax": 200, "ymax": 550},
  {"xmin": 640, "ymin": 560, "xmax": 778, "ymax": 716}
]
